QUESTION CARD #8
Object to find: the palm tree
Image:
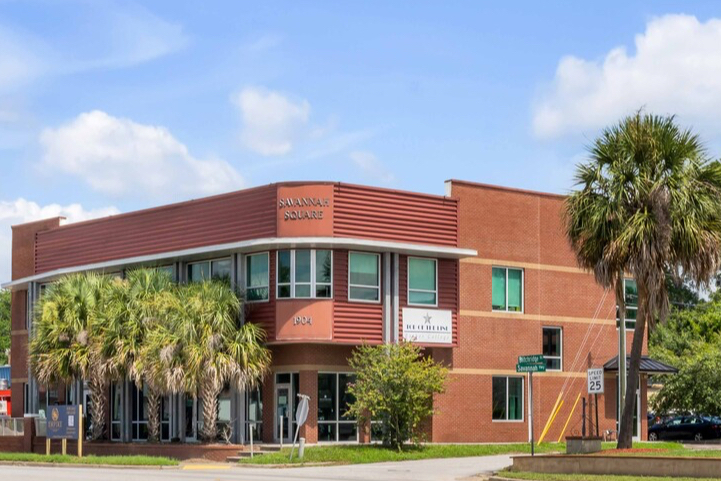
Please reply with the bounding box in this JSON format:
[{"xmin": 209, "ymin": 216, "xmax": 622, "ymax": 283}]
[
  {"xmin": 153, "ymin": 280, "xmax": 271, "ymax": 441},
  {"xmin": 565, "ymin": 111, "xmax": 721, "ymax": 448},
  {"xmin": 30, "ymin": 272, "xmax": 112, "ymax": 440}
]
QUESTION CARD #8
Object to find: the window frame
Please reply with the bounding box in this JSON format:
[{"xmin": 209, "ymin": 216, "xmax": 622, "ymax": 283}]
[
  {"xmin": 491, "ymin": 375, "xmax": 525, "ymax": 423},
  {"xmin": 542, "ymin": 326, "xmax": 563, "ymax": 372},
  {"xmin": 491, "ymin": 266, "xmax": 524, "ymax": 313},
  {"xmin": 186, "ymin": 257, "xmax": 232, "ymax": 283},
  {"xmin": 245, "ymin": 252, "xmax": 270, "ymax": 303},
  {"xmin": 347, "ymin": 251, "xmax": 381, "ymax": 304},
  {"xmin": 276, "ymin": 250, "xmax": 333, "ymax": 300},
  {"xmin": 317, "ymin": 371, "xmax": 359, "ymax": 443},
  {"xmin": 407, "ymin": 257, "xmax": 438, "ymax": 307},
  {"xmin": 616, "ymin": 278, "xmax": 638, "ymax": 330}
]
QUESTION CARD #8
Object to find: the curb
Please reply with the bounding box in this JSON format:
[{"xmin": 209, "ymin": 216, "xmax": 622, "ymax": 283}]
[
  {"xmin": 235, "ymin": 461, "xmax": 344, "ymax": 468},
  {"xmin": 0, "ymin": 460, "xmax": 178, "ymax": 469}
]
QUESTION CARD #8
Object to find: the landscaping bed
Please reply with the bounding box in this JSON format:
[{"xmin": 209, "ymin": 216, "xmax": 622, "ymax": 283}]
[{"xmin": 497, "ymin": 471, "xmax": 721, "ymax": 481}]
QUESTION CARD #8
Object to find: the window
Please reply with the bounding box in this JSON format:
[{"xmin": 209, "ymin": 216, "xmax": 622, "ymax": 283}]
[
  {"xmin": 246, "ymin": 253, "xmax": 269, "ymax": 302},
  {"xmin": 408, "ymin": 257, "xmax": 437, "ymax": 306},
  {"xmin": 492, "ymin": 267, "xmax": 523, "ymax": 312},
  {"xmin": 492, "ymin": 376, "xmax": 524, "ymax": 421},
  {"xmin": 245, "ymin": 384, "xmax": 263, "ymax": 442},
  {"xmin": 110, "ymin": 382, "xmax": 122, "ymax": 441},
  {"xmin": 348, "ymin": 252, "xmax": 380, "ymax": 302},
  {"xmin": 616, "ymin": 278, "xmax": 638, "ymax": 329},
  {"xmin": 277, "ymin": 250, "xmax": 332, "ymax": 299},
  {"xmin": 543, "ymin": 327, "xmax": 562, "ymax": 371},
  {"xmin": 187, "ymin": 258, "xmax": 231, "ymax": 283},
  {"xmin": 317, "ymin": 373, "xmax": 357, "ymax": 442}
]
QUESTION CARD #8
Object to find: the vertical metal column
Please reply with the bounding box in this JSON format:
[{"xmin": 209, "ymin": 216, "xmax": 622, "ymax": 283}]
[
  {"xmin": 382, "ymin": 252, "xmax": 392, "ymax": 343},
  {"xmin": 392, "ymin": 253, "xmax": 400, "ymax": 343}
]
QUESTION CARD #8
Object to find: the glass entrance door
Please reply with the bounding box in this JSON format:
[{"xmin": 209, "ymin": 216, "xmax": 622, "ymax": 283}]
[
  {"xmin": 185, "ymin": 396, "xmax": 198, "ymax": 441},
  {"xmin": 275, "ymin": 384, "xmax": 292, "ymax": 443}
]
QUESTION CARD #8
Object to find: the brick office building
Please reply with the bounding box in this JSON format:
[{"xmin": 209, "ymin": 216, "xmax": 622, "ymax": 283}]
[{"xmin": 4, "ymin": 180, "xmax": 665, "ymax": 445}]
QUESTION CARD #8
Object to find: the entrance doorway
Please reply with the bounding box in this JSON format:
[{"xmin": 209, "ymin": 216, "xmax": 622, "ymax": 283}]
[
  {"xmin": 184, "ymin": 396, "xmax": 200, "ymax": 441},
  {"xmin": 274, "ymin": 372, "xmax": 299, "ymax": 443},
  {"xmin": 616, "ymin": 375, "xmax": 642, "ymax": 441}
]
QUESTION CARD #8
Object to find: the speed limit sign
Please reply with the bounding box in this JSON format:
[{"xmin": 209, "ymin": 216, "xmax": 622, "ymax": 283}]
[{"xmin": 587, "ymin": 368, "xmax": 604, "ymax": 394}]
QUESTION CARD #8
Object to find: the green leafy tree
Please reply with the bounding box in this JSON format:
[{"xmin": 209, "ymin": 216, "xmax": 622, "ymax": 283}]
[
  {"xmin": 565, "ymin": 111, "xmax": 721, "ymax": 448},
  {"xmin": 0, "ymin": 290, "xmax": 10, "ymax": 365},
  {"xmin": 346, "ymin": 342, "xmax": 448, "ymax": 451}
]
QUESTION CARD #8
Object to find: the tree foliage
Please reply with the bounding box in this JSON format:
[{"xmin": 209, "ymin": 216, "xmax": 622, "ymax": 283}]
[
  {"xmin": 0, "ymin": 290, "xmax": 10, "ymax": 365},
  {"xmin": 346, "ymin": 342, "xmax": 447, "ymax": 451},
  {"xmin": 565, "ymin": 111, "xmax": 721, "ymax": 448},
  {"xmin": 650, "ymin": 293, "xmax": 721, "ymax": 415}
]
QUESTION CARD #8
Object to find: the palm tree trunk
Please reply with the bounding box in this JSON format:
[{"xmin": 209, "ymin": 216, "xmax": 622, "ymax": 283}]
[
  {"xmin": 88, "ymin": 375, "xmax": 107, "ymax": 441},
  {"xmin": 617, "ymin": 280, "xmax": 647, "ymax": 449},
  {"xmin": 146, "ymin": 389, "xmax": 161, "ymax": 443},
  {"xmin": 200, "ymin": 380, "xmax": 220, "ymax": 441}
]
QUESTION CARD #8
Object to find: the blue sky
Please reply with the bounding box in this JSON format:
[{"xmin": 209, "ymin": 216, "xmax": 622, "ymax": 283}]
[{"xmin": 2, "ymin": 1, "xmax": 721, "ymax": 282}]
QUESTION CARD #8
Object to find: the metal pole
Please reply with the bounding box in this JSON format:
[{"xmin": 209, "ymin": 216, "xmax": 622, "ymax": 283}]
[
  {"xmin": 619, "ymin": 278, "xmax": 627, "ymax": 434},
  {"xmin": 279, "ymin": 415, "xmax": 284, "ymax": 449},
  {"xmin": 582, "ymin": 398, "xmax": 587, "ymax": 438},
  {"xmin": 78, "ymin": 404, "xmax": 83, "ymax": 458},
  {"xmin": 249, "ymin": 423, "xmax": 254, "ymax": 459},
  {"xmin": 529, "ymin": 372, "xmax": 534, "ymax": 456},
  {"xmin": 595, "ymin": 393, "xmax": 600, "ymax": 438}
]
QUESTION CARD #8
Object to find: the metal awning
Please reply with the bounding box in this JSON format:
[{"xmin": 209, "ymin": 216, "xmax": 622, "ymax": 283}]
[{"xmin": 604, "ymin": 355, "xmax": 678, "ymax": 375}]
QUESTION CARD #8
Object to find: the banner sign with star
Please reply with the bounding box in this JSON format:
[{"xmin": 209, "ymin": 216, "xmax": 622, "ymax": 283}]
[{"xmin": 402, "ymin": 307, "xmax": 452, "ymax": 344}]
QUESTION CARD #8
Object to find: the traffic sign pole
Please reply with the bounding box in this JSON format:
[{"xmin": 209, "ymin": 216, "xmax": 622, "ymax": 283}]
[{"xmin": 529, "ymin": 371, "xmax": 534, "ymax": 456}]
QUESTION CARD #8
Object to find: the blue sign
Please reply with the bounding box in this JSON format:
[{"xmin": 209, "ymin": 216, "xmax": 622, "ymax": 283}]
[{"xmin": 46, "ymin": 405, "xmax": 79, "ymax": 440}]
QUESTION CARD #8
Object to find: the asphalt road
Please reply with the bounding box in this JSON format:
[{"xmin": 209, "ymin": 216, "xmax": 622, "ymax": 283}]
[{"xmin": 0, "ymin": 454, "xmax": 513, "ymax": 481}]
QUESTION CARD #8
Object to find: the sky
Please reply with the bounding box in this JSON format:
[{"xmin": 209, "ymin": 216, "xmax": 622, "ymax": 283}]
[{"xmin": 3, "ymin": 1, "xmax": 721, "ymax": 283}]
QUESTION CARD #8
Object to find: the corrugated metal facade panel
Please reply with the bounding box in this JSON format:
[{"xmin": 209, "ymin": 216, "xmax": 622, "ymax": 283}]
[
  {"xmin": 246, "ymin": 250, "xmax": 276, "ymax": 342},
  {"xmin": 398, "ymin": 255, "xmax": 458, "ymax": 346},
  {"xmin": 333, "ymin": 184, "xmax": 459, "ymax": 247},
  {"xmin": 332, "ymin": 251, "xmax": 384, "ymax": 344},
  {"xmin": 34, "ymin": 185, "xmax": 277, "ymax": 273}
]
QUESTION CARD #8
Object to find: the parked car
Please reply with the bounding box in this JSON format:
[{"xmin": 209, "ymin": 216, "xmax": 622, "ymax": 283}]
[{"xmin": 648, "ymin": 415, "xmax": 721, "ymax": 441}]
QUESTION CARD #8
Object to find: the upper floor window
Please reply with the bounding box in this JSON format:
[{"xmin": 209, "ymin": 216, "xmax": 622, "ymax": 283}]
[
  {"xmin": 408, "ymin": 257, "xmax": 437, "ymax": 306},
  {"xmin": 187, "ymin": 258, "xmax": 231, "ymax": 284},
  {"xmin": 492, "ymin": 267, "xmax": 523, "ymax": 312},
  {"xmin": 246, "ymin": 252, "xmax": 269, "ymax": 302},
  {"xmin": 348, "ymin": 252, "xmax": 380, "ymax": 302},
  {"xmin": 492, "ymin": 376, "xmax": 523, "ymax": 421},
  {"xmin": 616, "ymin": 278, "xmax": 638, "ymax": 329},
  {"xmin": 277, "ymin": 250, "xmax": 332, "ymax": 299},
  {"xmin": 542, "ymin": 327, "xmax": 562, "ymax": 371}
]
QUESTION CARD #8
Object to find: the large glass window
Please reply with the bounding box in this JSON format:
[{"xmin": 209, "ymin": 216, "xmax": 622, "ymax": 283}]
[
  {"xmin": 277, "ymin": 250, "xmax": 332, "ymax": 299},
  {"xmin": 543, "ymin": 327, "xmax": 562, "ymax": 371},
  {"xmin": 110, "ymin": 382, "xmax": 122, "ymax": 441},
  {"xmin": 492, "ymin": 376, "xmax": 523, "ymax": 421},
  {"xmin": 348, "ymin": 252, "xmax": 380, "ymax": 302},
  {"xmin": 408, "ymin": 257, "xmax": 437, "ymax": 306},
  {"xmin": 492, "ymin": 267, "xmax": 523, "ymax": 312},
  {"xmin": 246, "ymin": 253, "xmax": 269, "ymax": 302},
  {"xmin": 317, "ymin": 373, "xmax": 358, "ymax": 442},
  {"xmin": 187, "ymin": 258, "xmax": 231, "ymax": 284},
  {"xmin": 616, "ymin": 278, "xmax": 638, "ymax": 329},
  {"xmin": 245, "ymin": 384, "xmax": 263, "ymax": 442}
]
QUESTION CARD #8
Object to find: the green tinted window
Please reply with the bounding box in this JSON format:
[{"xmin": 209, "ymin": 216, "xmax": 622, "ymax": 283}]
[{"xmin": 408, "ymin": 258, "xmax": 437, "ymax": 305}]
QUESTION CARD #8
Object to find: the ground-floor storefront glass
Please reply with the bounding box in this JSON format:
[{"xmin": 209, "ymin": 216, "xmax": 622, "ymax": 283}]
[{"xmin": 318, "ymin": 372, "xmax": 357, "ymax": 442}]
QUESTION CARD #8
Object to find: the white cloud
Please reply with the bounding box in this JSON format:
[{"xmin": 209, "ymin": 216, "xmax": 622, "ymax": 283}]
[
  {"xmin": 533, "ymin": 14, "xmax": 721, "ymax": 138},
  {"xmin": 39, "ymin": 110, "xmax": 245, "ymax": 199},
  {"xmin": 232, "ymin": 86, "xmax": 311, "ymax": 156},
  {"xmin": 0, "ymin": 199, "xmax": 119, "ymax": 283},
  {"xmin": 350, "ymin": 151, "xmax": 395, "ymax": 184}
]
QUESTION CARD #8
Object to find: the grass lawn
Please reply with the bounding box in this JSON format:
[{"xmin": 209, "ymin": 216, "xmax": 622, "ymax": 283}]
[
  {"xmin": 0, "ymin": 452, "xmax": 178, "ymax": 466},
  {"xmin": 238, "ymin": 443, "xmax": 565, "ymax": 465},
  {"xmin": 238, "ymin": 441, "xmax": 719, "ymax": 466},
  {"xmin": 498, "ymin": 471, "xmax": 721, "ymax": 481}
]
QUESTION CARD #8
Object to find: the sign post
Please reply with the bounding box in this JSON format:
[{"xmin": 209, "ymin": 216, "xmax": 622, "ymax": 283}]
[
  {"xmin": 289, "ymin": 394, "xmax": 310, "ymax": 462},
  {"xmin": 517, "ymin": 355, "xmax": 546, "ymax": 456}
]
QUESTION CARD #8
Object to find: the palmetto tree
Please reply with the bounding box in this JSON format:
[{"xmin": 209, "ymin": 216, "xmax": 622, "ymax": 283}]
[
  {"xmin": 30, "ymin": 272, "xmax": 112, "ymax": 440},
  {"xmin": 565, "ymin": 112, "xmax": 721, "ymax": 448},
  {"xmin": 153, "ymin": 280, "xmax": 271, "ymax": 441}
]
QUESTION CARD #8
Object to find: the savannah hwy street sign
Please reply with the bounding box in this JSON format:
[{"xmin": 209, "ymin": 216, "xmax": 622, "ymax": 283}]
[{"xmin": 516, "ymin": 363, "xmax": 546, "ymax": 373}]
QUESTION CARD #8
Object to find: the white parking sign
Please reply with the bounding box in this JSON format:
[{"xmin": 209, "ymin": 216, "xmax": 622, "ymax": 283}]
[{"xmin": 587, "ymin": 368, "xmax": 604, "ymax": 394}]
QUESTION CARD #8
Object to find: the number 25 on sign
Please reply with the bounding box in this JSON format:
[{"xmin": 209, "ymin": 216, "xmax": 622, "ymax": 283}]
[{"xmin": 587, "ymin": 368, "xmax": 604, "ymax": 394}]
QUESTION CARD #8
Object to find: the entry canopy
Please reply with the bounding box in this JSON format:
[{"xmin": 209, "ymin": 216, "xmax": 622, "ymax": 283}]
[{"xmin": 603, "ymin": 355, "xmax": 678, "ymax": 375}]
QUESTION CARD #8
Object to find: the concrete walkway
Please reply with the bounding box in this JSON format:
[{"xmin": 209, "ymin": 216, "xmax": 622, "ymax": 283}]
[{"xmin": 0, "ymin": 454, "xmax": 514, "ymax": 481}]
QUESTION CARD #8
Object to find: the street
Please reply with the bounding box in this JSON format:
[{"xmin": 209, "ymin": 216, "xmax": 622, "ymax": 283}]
[{"xmin": 0, "ymin": 455, "xmax": 513, "ymax": 481}]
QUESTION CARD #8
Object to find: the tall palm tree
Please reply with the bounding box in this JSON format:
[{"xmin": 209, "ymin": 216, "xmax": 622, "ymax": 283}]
[
  {"xmin": 30, "ymin": 272, "xmax": 112, "ymax": 440},
  {"xmin": 153, "ymin": 280, "xmax": 271, "ymax": 441},
  {"xmin": 565, "ymin": 111, "xmax": 721, "ymax": 448}
]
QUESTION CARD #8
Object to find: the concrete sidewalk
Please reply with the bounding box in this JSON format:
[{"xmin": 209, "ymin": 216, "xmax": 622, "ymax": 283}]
[{"xmin": 0, "ymin": 454, "xmax": 514, "ymax": 481}]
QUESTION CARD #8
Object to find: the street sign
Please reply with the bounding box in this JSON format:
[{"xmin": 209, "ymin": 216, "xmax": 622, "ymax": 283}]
[
  {"xmin": 46, "ymin": 405, "xmax": 79, "ymax": 440},
  {"xmin": 518, "ymin": 354, "xmax": 544, "ymax": 364},
  {"xmin": 295, "ymin": 395, "xmax": 309, "ymax": 426},
  {"xmin": 587, "ymin": 368, "xmax": 604, "ymax": 394},
  {"xmin": 516, "ymin": 362, "xmax": 546, "ymax": 373}
]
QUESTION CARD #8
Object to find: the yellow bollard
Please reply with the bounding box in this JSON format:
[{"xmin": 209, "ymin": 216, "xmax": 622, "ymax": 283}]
[
  {"xmin": 537, "ymin": 391, "xmax": 563, "ymax": 443},
  {"xmin": 78, "ymin": 404, "xmax": 83, "ymax": 458},
  {"xmin": 538, "ymin": 400, "xmax": 564, "ymax": 444},
  {"xmin": 557, "ymin": 393, "xmax": 582, "ymax": 443}
]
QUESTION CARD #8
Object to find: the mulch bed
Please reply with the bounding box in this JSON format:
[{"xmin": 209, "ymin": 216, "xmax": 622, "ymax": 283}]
[{"xmin": 601, "ymin": 448, "xmax": 670, "ymax": 454}]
